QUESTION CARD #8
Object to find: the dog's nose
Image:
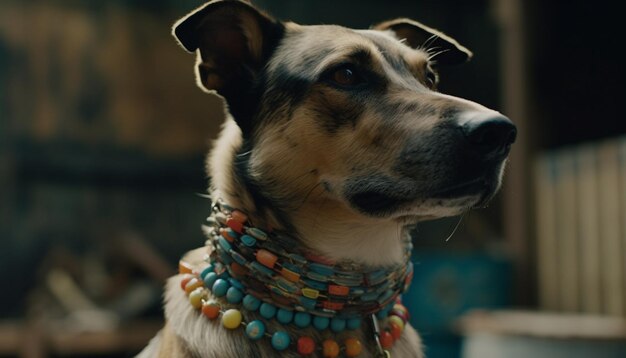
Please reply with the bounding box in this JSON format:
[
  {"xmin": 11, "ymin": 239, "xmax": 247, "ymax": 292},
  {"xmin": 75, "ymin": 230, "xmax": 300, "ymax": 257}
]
[{"xmin": 460, "ymin": 112, "xmax": 517, "ymax": 158}]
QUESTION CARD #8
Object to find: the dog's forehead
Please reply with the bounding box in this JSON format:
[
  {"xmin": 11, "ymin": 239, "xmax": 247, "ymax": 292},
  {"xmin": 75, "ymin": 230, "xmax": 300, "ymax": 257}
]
[{"xmin": 268, "ymin": 23, "xmax": 429, "ymax": 77}]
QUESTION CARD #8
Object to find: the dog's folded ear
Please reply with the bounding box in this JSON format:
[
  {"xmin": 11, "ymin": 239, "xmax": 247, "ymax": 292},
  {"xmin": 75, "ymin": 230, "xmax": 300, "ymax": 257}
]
[
  {"xmin": 172, "ymin": 0, "xmax": 283, "ymax": 110},
  {"xmin": 373, "ymin": 18, "xmax": 472, "ymax": 66}
]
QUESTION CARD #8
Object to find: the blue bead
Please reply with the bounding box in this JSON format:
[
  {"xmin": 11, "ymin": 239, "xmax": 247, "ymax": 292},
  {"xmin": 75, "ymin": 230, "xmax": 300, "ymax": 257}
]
[
  {"xmin": 226, "ymin": 287, "xmax": 243, "ymax": 303},
  {"xmin": 294, "ymin": 312, "xmax": 311, "ymax": 328},
  {"xmin": 271, "ymin": 331, "xmax": 290, "ymax": 351},
  {"xmin": 212, "ymin": 279, "xmax": 229, "ymax": 297},
  {"xmin": 259, "ymin": 303, "xmax": 277, "ymax": 319},
  {"xmin": 229, "ymin": 278, "xmax": 244, "ymax": 290},
  {"xmin": 200, "ymin": 265, "xmax": 214, "ymax": 280},
  {"xmin": 313, "ymin": 316, "xmax": 330, "ymax": 330},
  {"xmin": 330, "ymin": 317, "xmax": 346, "ymax": 332},
  {"xmin": 227, "ymin": 228, "xmax": 240, "ymax": 239},
  {"xmin": 240, "ymin": 234, "xmax": 257, "ymax": 247},
  {"xmin": 309, "ymin": 263, "xmax": 335, "ymax": 276},
  {"xmin": 245, "ymin": 320, "xmax": 265, "ymax": 340},
  {"xmin": 243, "ymin": 294, "xmax": 261, "ymax": 311},
  {"xmin": 203, "ymin": 272, "xmax": 218, "ymax": 288},
  {"xmin": 218, "ymin": 236, "xmax": 232, "ymax": 252},
  {"xmin": 298, "ymin": 296, "xmax": 317, "ymax": 310},
  {"xmin": 346, "ymin": 317, "xmax": 362, "ymax": 330},
  {"xmin": 276, "ymin": 309, "xmax": 294, "ymax": 324}
]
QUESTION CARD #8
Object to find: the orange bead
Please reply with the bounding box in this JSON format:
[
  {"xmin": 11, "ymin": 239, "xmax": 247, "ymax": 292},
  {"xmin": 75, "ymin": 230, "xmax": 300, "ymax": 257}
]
[
  {"xmin": 184, "ymin": 277, "xmax": 204, "ymax": 295},
  {"xmin": 231, "ymin": 210, "xmax": 248, "ymax": 223},
  {"xmin": 328, "ymin": 284, "xmax": 349, "ymax": 296},
  {"xmin": 390, "ymin": 322, "xmax": 403, "ymax": 340},
  {"xmin": 344, "ymin": 337, "xmax": 362, "ymax": 357},
  {"xmin": 322, "ymin": 339, "xmax": 340, "ymax": 358},
  {"xmin": 221, "ymin": 228, "xmax": 236, "ymax": 242},
  {"xmin": 281, "ymin": 267, "xmax": 301, "ymax": 282},
  {"xmin": 202, "ymin": 301, "xmax": 220, "ymax": 320},
  {"xmin": 179, "ymin": 260, "xmax": 194, "ymax": 274},
  {"xmin": 297, "ymin": 336, "xmax": 315, "ymax": 355},
  {"xmin": 380, "ymin": 331, "xmax": 394, "ymax": 349},
  {"xmin": 180, "ymin": 274, "xmax": 195, "ymax": 290},
  {"xmin": 256, "ymin": 249, "xmax": 278, "ymax": 269}
]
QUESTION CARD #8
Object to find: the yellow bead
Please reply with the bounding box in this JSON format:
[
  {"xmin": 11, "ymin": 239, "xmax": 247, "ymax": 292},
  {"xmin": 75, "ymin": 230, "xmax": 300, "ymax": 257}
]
[
  {"xmin": 189, "ymin": 287, "xmax": 204, "ymax": 309},
  {"xmin": 388, "ymin": 315, "xmax": 405, "ymax": 331},
  {"xmin": 344, "ymin": 337, "xmax": 362, "ymax": 357},
  {"xmin": 302, "ymin": 288, "xmax": 320, "ymax": 299},
  {"xmin": 222, "ymin": 309, "xmax": 242, "ymax": 329}
]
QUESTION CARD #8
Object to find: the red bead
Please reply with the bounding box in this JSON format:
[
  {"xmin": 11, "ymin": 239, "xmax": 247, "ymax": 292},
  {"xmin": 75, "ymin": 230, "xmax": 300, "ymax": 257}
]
[
  {"xmin": 256, "ymin": 249, "xmax": 278, "ymax": 269},
  {"xmin": 297, "ymin": 336, "xmax": 315, "ymax": 355},
  {"xmin": 322, "ymin": 301, "xmax": 344, "ymax": 311},
  {"xmin": 180, "ymin": 274, "xmax": 195, "ymax": 290},
  {"xmin": 380, "ymin": 331, "xmax": 394, "ymax": 349},
  {"xmin": 202, "ymin": 301, "xmax": 220, "ymax": 320},
  {"xmin": 230, "ymin": 262, "xmax": 248, "ymax": 277},
  {"xmin": 231, "ymin": 210, "xmax": 248, "ymax": 223},
  {"xmin": 390, "ymin": 322, "xmax": 403, "ymax": 340},
  {"xmin": 226, "ymin": 218, "xmax": 244, "ymax": 233}
]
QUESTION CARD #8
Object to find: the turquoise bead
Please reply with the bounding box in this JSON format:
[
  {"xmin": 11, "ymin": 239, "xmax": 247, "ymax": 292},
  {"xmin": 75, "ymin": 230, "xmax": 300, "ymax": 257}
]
[
  {"xmin": 271, "ymin": 331, "xmax": 290, "ymax": 351},
  {"xmin": 294, "ymin": 312, "xmax": 311, "ymax": 328},
  {"xmin": 218, "ymin": 236, "xmax": 232, "ymax": 251},
  {"xmin": 247, "ymin": 227, "xmax": 268, "ymax": 241},
  {"xmin": 245, "ymin": 320, "xmax": 265, "ymax": 340},
  {"xmin": 240, "ymin": 234, "xmax": 257, "ymax": 247},
  {"xmin": 200, "ymin": 265, "xmax": 214, "ymax": 280},
  {"xmin": 312, "ymin": 316, "xmax": 330, "ymax": 330},
  {"xmin": 298, "ymin": 296, "xmax": 317, "ymax": 310},
  {"xmin": 227, "ymin": 228, "xmax": 240, "ymax": 239},
  {"xmin": 243, "ymin": 294, "xmax": 261, "ymax": 311},
  {"xmin": 346, "ymin": 317, "xmax": 362, "ymax": 330},
  {"xmin": 229, "ymin": 278, "xmax": 244, "ymax": 290},
  {"xmin": 203, "ymin": 272, "xmax": 218, "ymax": 288},
  {"xmin": 212, "ymin": 279, "xmax": 229, "ymax": 297},
  {"xmin": 259, "ymin": 303, "xmax": 277, "ymax": 319},
  {"xmin": 309, "ymin": 263, "xmax": 335, "ymax": 276},
  {"xmin": 226, "ymin": 287, "xmax": 243, "ymax": 303},
  {"xmin": 330, "ymin": 317, "xmax": 346, "ymax": 332},
  {"xmin": 276, "ymin": 309, "xmax": 294, "ymax": 324}
]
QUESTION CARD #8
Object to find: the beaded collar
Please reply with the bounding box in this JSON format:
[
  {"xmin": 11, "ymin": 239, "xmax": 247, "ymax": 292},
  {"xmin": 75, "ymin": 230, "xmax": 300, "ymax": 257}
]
[{"xmin": 179, "ymin": 199, "xmax": 415, "ymax": 357}]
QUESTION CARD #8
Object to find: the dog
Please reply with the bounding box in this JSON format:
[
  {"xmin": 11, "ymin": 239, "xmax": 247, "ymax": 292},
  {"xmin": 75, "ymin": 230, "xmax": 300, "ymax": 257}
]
[{"xmin": 138, "ymin": 0, "xmax": 516, "ymax": 357}]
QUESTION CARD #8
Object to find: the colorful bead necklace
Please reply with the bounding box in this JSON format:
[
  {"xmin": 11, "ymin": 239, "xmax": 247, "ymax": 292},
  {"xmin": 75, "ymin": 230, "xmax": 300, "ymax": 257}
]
[{"xmin": 179, "ymin": 200, "xmax": 414, "ymax": 357}]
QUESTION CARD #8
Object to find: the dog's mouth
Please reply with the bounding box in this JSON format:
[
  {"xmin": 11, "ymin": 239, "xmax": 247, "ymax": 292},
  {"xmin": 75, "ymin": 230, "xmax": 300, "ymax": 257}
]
[
  {"xmin": 349, "ymin": 190, "xmax": 413, "ymax": 215},
  {"xmin": 344, "ymin": 172, "xmax": 502, "ymax": 218}
]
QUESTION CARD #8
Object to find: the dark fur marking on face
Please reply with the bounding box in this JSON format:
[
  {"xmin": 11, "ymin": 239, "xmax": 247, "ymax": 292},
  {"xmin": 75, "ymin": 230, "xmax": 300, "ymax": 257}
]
[
  {"xmin": 311, "ymin": 89, "xmax": 365, "ymax": 133},
  {"xmin": 233, "ymin": 140, "xmax": 296, "ymax": 232}
]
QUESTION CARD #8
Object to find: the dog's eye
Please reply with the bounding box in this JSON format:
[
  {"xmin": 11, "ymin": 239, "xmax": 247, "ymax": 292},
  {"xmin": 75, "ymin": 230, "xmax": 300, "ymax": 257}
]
[{"xmin": 330, "ymin": 65, "xmax": 363, "ymax": 87}]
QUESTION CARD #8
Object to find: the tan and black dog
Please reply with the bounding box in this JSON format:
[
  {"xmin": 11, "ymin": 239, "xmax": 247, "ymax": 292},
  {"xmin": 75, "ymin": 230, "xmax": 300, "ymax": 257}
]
[{"xmin": 139, "ymin": 0, "xmax": 516, "ymax": 357}]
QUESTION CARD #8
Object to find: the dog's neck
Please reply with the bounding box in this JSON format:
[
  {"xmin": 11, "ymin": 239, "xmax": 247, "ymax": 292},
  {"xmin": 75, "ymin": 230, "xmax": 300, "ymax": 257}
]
[{"xmin": 208, "ymin": 118, "xmax": 409, "ymax": 267}]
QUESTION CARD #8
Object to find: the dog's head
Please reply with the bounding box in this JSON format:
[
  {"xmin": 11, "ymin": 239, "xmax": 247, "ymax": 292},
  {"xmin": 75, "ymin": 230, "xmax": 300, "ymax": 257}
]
[{"xmin": 173, "ymin": 0, "xmax": 516, "ymax": 224}]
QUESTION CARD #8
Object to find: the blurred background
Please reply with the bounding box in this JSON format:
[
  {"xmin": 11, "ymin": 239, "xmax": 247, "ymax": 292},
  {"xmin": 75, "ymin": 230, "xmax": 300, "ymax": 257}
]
[{"xmin": 1, "ymin": 0, "xmax": 625, "ymax": 357}]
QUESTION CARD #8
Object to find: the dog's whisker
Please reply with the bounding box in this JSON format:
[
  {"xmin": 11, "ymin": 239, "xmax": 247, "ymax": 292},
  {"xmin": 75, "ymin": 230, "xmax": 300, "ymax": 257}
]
[
  {"xmin": 427, "ymin": 48, "xmax": 451, "ymax": 60},
  {"xmin": 444, "ymin": 212, "xmax": 466, "ymax": 242},
  {"xmin": 422, "ymin": 33, "xmax": 440, "ymax": 49},
  {"xmin": 297, "ymin": 182, "xmax": 322, "ymax": 210}
]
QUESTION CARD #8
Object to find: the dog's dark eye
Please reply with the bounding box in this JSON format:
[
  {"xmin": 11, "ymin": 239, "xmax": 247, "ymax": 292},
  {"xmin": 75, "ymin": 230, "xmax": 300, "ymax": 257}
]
[{"xmin": 330, "ymin": 65, "xmax": 363, "ymax": 87}]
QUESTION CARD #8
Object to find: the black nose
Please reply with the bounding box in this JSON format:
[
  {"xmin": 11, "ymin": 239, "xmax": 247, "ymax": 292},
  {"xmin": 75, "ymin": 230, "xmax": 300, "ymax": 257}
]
[{"xmin": 460, "ymin": 112, "xmax": 517, "ymax": 158}]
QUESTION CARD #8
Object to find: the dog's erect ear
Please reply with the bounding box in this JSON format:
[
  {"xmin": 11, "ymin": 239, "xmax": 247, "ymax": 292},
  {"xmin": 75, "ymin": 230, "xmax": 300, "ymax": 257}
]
[
  {"xmin": 373, "ymin": 18, "xmax": 472, "ymax": 65},
  {"xmin": 172, "ymin": 0, "xmax": 283, "ymax": 127}
]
